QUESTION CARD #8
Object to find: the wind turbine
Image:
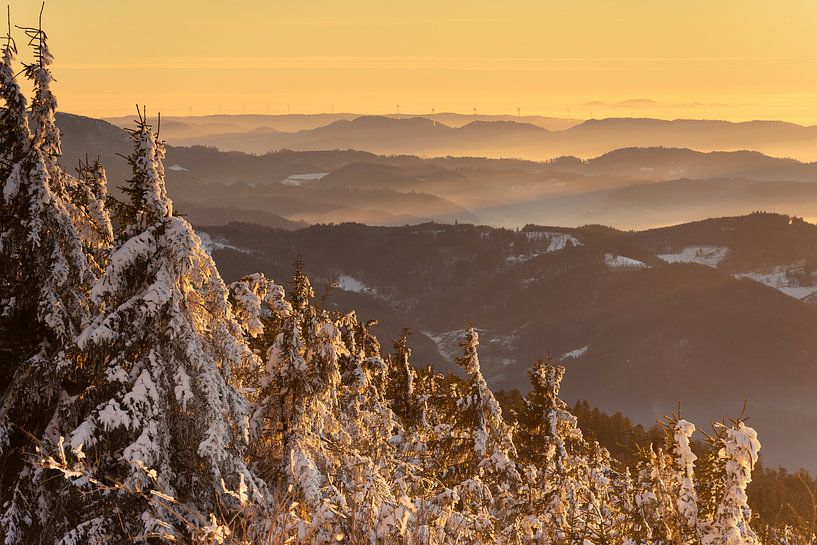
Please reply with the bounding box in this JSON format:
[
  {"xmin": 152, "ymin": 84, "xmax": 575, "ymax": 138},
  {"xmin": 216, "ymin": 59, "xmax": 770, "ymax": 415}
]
[
  {"xmin": 432, "ymin": 107, "xmax": 435, "ymax": 126},
  {"xmin": 397, "ymin": 104, "xmax": 400, "ymax": 120},
  {"xmin": 517, "ymin": 106, "xmax": 520, "ymax": 123},
  {"xmin": 473, "ymin": 107, "xmax": 477, "ymax": 121}
]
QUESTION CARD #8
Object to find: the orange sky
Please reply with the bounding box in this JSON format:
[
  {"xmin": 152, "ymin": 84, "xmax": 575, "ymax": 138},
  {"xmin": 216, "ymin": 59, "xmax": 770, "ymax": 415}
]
[{"xmin": 10, "ymin": 0, "xmax": 817, "ymax": 122}]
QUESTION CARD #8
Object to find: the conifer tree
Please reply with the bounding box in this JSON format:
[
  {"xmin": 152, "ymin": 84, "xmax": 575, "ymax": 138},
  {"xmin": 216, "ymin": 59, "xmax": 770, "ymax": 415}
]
[
  {"xmin": 426, "ymin": 326, "xmax": 520, "ymax": 542},
  {"xmin": 72, "ymin": 157, "xmax": 113, "ymax": 272},
  {"xmin": 672, "ymin": 417, "xmax": 700, "ymax": 535},
  {"xmin": 516, "ymin": 357, "xmax": 584, "ymax": 471},
  {"xmin": 702, "ymin": 420, "xmax": 762, "ymax": 545},
  {"xmin": 0, "ymin": 15, "xmax": 115, "ymax": 542},
  {"xmin": 334, "ymin": 313, "xmax": 420, "ymax": 542},
  {"xmin": 456, "ymin": 327, "xmax": 520, "ymax": 490},
  {"xmin": 9, "ymin": 110, "xmax": 268, "ymax": 544},
  {"xmin": 388, "ymin": 328, "xmax": 417, "ymax": 423},
  {"xmin": 255, "ymin": 263, "xmax": 351, "ymax": 541},
  {"xmin": 0, "ymin": 7, "xmax": 780, "ymax": 545},
  {"xmin": 0, "ymin": 12, "xmax": 30, "ymax": 178},
  {"xmin": 21, "ymin": 13, "xmax": 59, "ymax": 180}
]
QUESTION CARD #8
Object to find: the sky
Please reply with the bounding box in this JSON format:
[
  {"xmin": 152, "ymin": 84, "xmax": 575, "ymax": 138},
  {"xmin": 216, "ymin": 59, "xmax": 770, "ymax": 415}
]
[{"xmin": 10, "ymin": 0, "xmax": 817, "ymax": 122}]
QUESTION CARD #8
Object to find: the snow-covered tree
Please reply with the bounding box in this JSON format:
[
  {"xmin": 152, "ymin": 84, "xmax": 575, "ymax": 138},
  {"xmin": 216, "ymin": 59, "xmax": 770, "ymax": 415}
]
[
  {"xmin": 0, "ymin": 8, "xmax": 779, "ymax": 545},
  {"xmin": 673, "ymin": 417, "xmax": 700, "ymax": 534},
  {"xmin": 457, "ymin": 327, "xmax": 520, "ymax": 491},
  {"xmin": 702, "ymin": 421, "xmax": 762, "ymax": 545},
  {"xmin": 7, "ymin": 110, "xmax": 268, "ymax": 544},
  {"xmin": 0, "ymin": 18, "xmax": 30, "ymax": 177},
  {"xmin": 422, "ymin": 326, "xmax": 521, "ymax": 542},
  {"xmin": 387, "ymin": 328, "xmax": 418, "ymax": 423},
  {"xmin": 72, "ymin": 157, "xmax": 113, "ymax": 272},
  {"xmin": 21, "ymin": 20, "xmax": 60, "ymax": 180},
  {"xmin": 0, "ymin": 19, "xmax": 118, "ymax": 543},
  {"xmin": 515, "ymin": 357, "xmax": 584, "ymax": 472}
]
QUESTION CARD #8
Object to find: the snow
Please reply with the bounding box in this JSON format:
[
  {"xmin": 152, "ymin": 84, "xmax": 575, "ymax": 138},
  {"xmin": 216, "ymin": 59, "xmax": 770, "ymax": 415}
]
[
  {"xmin": 674, "ymin": 420, "xmax": 699, "ymax": 529},
  {"xmin": 509, "ymin": 231, "xmax": 582, "ymax": 263},
  {"xmin": 281, "ymin": 172, "xmax": 329, "ymax": 186},
  {"xmin": 734, "ymin": 267, "xmax": 817, "ymax": 300},
  {"xmin": 424, "ymin": 329, "xmax": 468, "ymax": 361},
  {"xmin": 506, "ymin": 254, "xmax": 532, "ymax": 264},
  {"xmin": 336, "ymin": 274, "xmax": 378, "ymax": 295},
  {"xmin": 707, "ymin": 422, "xmax": 761, "ymax": 545},
  {"xmin": 657, "ymin": 246, "xmax": 729, "ymax": 268},
  {"xmin": 605, "ymin": 253, "xmax": 648, "ymax": 269},
  {"xmin": 524, "ymin": 231, "xmax": 582, "ymax": 252},
  {"xmin": 561, "ymin": 345, "xmax": 588, "ymax": 360},
  {"xmin": 167, "ymin": 164, "xmax": 188, "ymax": 172},
  {"xmin": 197, "ymin": 231, "xmax": 250, "ymax": 255},
  {"xmin": 3, "ymin": 36, "xmax": 777, "ymax": 538}
]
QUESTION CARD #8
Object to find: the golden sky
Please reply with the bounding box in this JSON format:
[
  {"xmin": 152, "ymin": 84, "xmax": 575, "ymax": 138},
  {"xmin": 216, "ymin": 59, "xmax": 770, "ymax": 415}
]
[{"xmin": 10, "ymin": 0, "xmax": 817, "ymax": 122}]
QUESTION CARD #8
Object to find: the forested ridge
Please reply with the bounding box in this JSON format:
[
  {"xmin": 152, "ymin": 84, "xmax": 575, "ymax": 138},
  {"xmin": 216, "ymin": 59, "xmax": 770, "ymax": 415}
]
[{"xmin": 0, "ymin": 14, "xmax": 813, "ymax": 545}]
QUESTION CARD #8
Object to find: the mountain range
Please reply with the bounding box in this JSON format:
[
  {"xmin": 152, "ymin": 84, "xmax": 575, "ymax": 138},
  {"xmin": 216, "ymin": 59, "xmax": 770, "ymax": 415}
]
[
  {"xmin": 58, "ymin": 113, "xmax": 817, "ymax": 230},
  {"xmin": 153, "ymin": 114, "xmax": 817, "ymax": 162},
  {"xmin": 103, "ymin": 112, "xmax": 582, "ymax": 140},
  {"xmin": 56, "ymin": 112, "xmax": 817, "ymax": 469},
  {"xmin": 197, "ymin": 213, "xmax": 817, "ymax": 471}
]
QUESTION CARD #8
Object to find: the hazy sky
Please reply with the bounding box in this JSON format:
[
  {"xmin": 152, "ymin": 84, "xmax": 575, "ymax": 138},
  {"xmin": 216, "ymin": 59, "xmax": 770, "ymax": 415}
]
[{"xmin": 10, "ymin": 0, "xmax": 817, "ymax": 122}]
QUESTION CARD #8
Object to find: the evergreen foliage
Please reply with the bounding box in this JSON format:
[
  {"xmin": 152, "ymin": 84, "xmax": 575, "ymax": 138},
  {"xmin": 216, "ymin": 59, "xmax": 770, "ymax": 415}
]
[{"xmin": 0, "ymin": 11, "xmax": 811, "ymax": 545}]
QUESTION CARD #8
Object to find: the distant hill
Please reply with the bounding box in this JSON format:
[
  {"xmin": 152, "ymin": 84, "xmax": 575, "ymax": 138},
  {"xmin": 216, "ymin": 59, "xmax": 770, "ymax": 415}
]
[
  {"xmin": 166, "ymin": 114, "xmax": 817, "ymax": 162},
  {"xmin": 196, "ymin": 213, "xmax": 817, "ymax": 471},
  {"xmin": 56, "ymin": 114, "xmax": 478, "ymax": 227},
  {"xmin": 58, "ymin": 114, "xmax": 817, "ymax": 468},
  {"xmin": 104, "ymin": 112, "xmax": 581, "ymax": 140},
  {"xmin": 58, "ymin": 113, "xmax": 817, "ymax": 230}
]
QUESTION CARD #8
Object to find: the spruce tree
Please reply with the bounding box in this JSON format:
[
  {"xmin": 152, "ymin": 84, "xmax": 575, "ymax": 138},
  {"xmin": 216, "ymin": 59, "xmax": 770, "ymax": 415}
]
[
  {"xmin": 72, "ymin": 157, "xmax": 113, "ymax": 273},
  {"xmin": 0, "ymin": 16, "xmax": 112, "ymax": 543},
  {"xmin": 0, "ymin": 12, "xmax": 30, "ymax": 179},
  {"xmin": 12, "ymin": 111, "xmax": 268, "ymax": 544},
  {"xmin": 702, "ymin": 420, "xmax": 762, "ymax": 545},
  {"xmin": 387, "ymin": 328, "xmax": 417, "ymax": 423},
  {"xmin": 256, "ymin": 263, "xmax": 351, "ymax": 542},
  {"xmin": 671, "ymin": 416, "xmax": 701, "ymax": 537}
]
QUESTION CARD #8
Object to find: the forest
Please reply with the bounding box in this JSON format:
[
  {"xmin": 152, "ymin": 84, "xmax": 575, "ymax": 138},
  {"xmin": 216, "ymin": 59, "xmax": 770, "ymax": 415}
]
[{"xmin": 0, "ymin": 15, "xmax": 814, "ymax": 545}]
